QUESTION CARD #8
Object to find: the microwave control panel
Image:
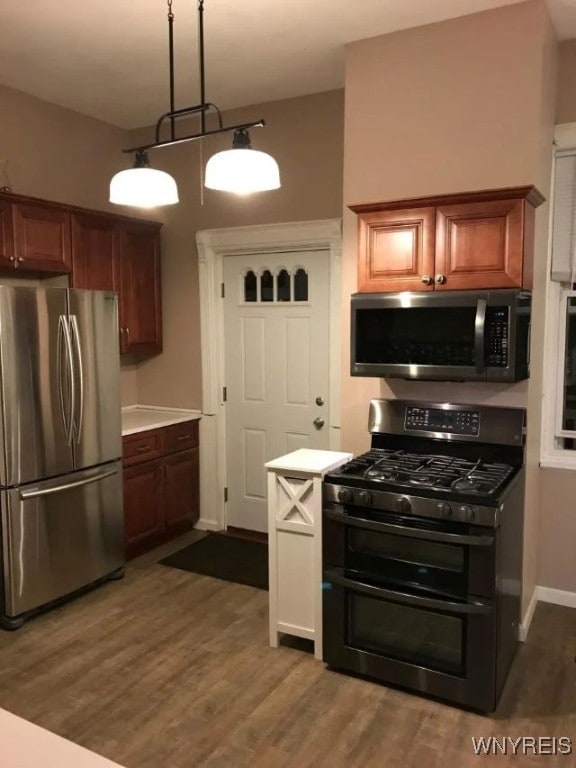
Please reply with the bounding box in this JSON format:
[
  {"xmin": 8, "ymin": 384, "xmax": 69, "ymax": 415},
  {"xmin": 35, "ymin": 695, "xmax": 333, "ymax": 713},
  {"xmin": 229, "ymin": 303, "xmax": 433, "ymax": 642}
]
[
  {"xmin": 405, "ymin": 406, "xmax": 480, "ymax": 436},
  {"xmin": 486, "ymin": 307, "xmax": 509, "ymax": 367}
]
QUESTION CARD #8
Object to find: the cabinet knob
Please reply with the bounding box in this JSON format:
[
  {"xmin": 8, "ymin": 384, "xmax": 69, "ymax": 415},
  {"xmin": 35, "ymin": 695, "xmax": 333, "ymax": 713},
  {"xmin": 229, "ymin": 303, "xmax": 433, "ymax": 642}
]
[
  {"xmin": 17, "ymin": 257, "xmax": 24, "ymax": 263},
  {"xmin": 421, "ymin": 275, "xmax": 433, "ymax": 285},
  {"xmin": 435, "ymin": 274, "xmax": 446, "ymax": 284},
  {"xmin": 313, "ymin": 417, "xmax": 325, "ymax": 430},
  {"xmin": 9, "ymin": 256, "xmax": 14, "ymax": 262}
]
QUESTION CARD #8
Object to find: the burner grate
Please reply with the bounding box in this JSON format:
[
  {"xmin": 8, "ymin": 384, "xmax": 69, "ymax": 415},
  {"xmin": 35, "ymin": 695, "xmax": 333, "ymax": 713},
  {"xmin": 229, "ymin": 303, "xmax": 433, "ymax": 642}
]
[{"xmin": 338, "ymin": 449, "xmax": 514, "ymax": 496}]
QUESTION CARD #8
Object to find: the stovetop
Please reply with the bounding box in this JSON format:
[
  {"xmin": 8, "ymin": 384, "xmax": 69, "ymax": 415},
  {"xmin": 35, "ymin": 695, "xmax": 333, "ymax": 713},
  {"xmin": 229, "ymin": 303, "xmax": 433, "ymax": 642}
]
[{"xmin": 326, "ymin": 448, "xmax": 515, "ymax": 499}]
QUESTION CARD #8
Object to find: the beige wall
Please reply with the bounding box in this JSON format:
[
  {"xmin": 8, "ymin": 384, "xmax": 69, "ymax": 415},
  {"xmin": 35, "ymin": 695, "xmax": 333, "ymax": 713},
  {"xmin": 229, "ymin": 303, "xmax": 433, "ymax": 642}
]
[
  {"xmin": 539, "ymin": 470, "xmax": 576, "ymax": 592},
  {"xmin": 556, "ymin": 40, "xmax": 576, "ymax": 124},
  {"xmin": 343, "ymin": 0, "xmax": 557, "ymax": 614},
  {"xmin": 540, "ymin": 38, "xmax": 576, "ymax": 596},
  {"xmin": 0, "ymin": 83, "xmax": 151, "ymax": 405},
  {"xmin": 133, "ymin": 90, "xmax": 345, "ymax": 408}
]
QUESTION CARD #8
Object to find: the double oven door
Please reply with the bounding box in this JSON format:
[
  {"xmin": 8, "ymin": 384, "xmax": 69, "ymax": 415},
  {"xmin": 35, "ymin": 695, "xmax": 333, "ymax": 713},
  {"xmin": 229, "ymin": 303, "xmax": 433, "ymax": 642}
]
[{"xmin": 323, "ymin": 499, "xmax": 498, "ymax": 711}]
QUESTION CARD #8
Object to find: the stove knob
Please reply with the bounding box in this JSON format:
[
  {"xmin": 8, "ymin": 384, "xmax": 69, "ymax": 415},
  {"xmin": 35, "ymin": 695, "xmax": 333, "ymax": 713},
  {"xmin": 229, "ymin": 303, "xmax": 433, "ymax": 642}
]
[
  {"xmin": 358, "ymin": 490, "xmax": 372, "ymax": 506},
  {"xmin": 337, "ymin": 488, "xmax": 353, "ymax": 504},
  {"xmin": 396, "ymin": 496, "xmax": 412, "ymax": 513},
  {"xmin": 437, "ymin": 502, "xmax": 452, "ymax": 518},
  {"xmin": 459, "ymin": 505, "xmax": 476, "ymax": 522}
]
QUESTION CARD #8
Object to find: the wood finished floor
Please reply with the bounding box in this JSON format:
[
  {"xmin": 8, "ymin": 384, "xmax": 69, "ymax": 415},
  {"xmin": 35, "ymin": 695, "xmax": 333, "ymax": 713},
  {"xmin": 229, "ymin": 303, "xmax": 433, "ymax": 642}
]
[{"xmin": 0, "ymin": 532, "xmax": 574, "ymax": 768}]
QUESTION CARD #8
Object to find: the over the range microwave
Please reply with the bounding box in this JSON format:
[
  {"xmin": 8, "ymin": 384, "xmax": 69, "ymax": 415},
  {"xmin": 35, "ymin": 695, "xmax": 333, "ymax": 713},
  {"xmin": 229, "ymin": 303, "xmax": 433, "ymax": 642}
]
[{"xmin": 351, "ymin": 289, "xmax": 531, "ymax": 382}]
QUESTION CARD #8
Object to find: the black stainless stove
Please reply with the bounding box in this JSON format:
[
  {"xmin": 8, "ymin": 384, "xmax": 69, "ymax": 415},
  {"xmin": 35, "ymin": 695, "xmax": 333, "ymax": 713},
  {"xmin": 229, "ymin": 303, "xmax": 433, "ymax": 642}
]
[
  {"xmin": 323, "ymin": 399, "xmax": 525, "ymax": 527},
  {"xmin": 322, "ymin": 399, "xmax": 526, "ymax": 712}
]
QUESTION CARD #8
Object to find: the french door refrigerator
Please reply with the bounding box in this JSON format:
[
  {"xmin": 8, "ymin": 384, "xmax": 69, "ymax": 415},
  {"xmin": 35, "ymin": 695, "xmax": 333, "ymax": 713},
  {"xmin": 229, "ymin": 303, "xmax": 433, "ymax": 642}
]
[{"xmin": 0, "ymin": 286, "xmax": 124, "ymax": 629}]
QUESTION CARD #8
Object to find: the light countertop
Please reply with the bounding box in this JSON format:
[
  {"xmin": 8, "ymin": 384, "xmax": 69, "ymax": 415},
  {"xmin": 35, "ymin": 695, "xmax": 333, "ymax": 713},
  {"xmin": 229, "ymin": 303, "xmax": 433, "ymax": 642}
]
[
  {"xmin": 265, "ymin": 448, "xmax": 353, "ymax": 475},
  {"xmin": 121, "ymin": 405, "xmax": 201, "ymax": 436},
  {"xmin": 0, "ymin": 707, "xmax": 123, "ymax": 768}
]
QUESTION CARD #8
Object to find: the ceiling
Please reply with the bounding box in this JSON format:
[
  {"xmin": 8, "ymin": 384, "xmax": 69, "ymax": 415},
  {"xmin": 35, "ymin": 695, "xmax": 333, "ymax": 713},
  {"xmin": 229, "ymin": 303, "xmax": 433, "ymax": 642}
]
[{"xmin": 0, "ymin": 0, "xmax": 574, "ymax": 130}]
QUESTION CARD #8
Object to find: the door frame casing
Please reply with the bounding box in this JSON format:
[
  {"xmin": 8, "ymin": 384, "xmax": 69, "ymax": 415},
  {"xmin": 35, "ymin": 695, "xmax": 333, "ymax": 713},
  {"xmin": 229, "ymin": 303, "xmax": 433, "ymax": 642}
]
[{"xmin": 196, "ymin": 219, "xmax": 342, "ymax": 531}]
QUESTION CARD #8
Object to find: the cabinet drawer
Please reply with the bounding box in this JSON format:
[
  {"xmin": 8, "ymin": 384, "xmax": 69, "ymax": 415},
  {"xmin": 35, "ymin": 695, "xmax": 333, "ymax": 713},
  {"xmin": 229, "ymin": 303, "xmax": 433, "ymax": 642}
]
[
  {"xmin": 122, "ymin": 430, "xmax": 163, "ymax": 466},
  {"xmin": 163, "ymin": 420, "xmax": 199, "ymax": 454}
]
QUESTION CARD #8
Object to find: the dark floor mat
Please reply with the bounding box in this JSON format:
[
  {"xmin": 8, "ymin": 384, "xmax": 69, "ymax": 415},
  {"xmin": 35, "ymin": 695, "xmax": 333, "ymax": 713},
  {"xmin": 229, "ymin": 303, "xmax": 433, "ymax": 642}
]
[{"xmin": 159, "ymin": 533, "xmax": 268, "ymax": 590}]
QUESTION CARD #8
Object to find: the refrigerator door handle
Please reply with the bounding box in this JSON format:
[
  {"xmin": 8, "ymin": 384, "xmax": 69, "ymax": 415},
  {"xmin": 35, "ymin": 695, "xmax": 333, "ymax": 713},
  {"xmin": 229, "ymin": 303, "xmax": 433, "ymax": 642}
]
[
  {"xmin": 57, "ymin": 315, "xmax": 75, "ymax": 446},
  {"xmin": 70, "ymin": 314, "xmax": 84, "ymax": 443},
  {"xmin": 19, "ymin": 466, "xmax": 119, "ymax": 500}
]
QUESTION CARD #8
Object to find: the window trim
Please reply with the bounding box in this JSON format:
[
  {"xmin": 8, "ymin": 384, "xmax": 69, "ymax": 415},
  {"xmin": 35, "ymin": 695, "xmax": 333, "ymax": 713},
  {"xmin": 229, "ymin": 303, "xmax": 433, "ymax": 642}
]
[{"xmin": 541, "ymin": 122, "xmax": 576, "ymax": 469}]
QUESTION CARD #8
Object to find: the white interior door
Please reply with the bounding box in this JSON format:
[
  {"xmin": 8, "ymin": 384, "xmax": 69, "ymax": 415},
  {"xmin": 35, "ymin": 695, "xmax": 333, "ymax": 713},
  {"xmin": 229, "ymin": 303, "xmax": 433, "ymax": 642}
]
[{"xmin": 224, "ymin": 250, "xmax": 330, "ymax": 532}]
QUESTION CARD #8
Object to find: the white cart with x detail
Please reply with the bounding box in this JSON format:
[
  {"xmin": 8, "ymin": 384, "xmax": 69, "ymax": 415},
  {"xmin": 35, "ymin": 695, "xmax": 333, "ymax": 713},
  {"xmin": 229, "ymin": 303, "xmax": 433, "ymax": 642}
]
[{"xmin": 265, "ymin": 448, "xmax": 353, "ymax": 660}]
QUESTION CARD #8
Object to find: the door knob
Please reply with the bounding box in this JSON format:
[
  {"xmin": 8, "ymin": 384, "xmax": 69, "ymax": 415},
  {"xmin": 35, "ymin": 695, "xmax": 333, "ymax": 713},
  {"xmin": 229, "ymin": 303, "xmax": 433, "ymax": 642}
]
[
  {"xmin": 421, "ymin": 275, "xmax": 432, "ymax": 285},
  {"xmin": 435, "ymin": 274, "xmax": 446, "ymax": 284},
  {"xmin": 313, "ymin": 417, "xmax": 325, "ymax": 430},
  {"xmin": 315, "ymin": 396, "xmax": 325, "ymax": 406}
]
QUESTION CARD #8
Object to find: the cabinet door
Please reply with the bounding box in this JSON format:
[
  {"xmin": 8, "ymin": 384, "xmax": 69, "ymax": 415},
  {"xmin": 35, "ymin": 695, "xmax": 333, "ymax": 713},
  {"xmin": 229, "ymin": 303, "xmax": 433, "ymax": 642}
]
[
  {"xmin": 119, "ymin": 222, "xmax": 162, "ymax": 355},
  {"xmin": 435, "ymin": 199, "xmax": 524, "ymax": 290},
  {"xmin": 356, "ymin": 207, "xmax": 435, "ymax": 292},
  {"xmin": 0, "ymin": 200, "xmax": 15, "ymax": 269},
  {"xmin": 12, "ymin": 202, "xmax": 71, "ymax": 273},
  {"xmin": 163, "ymin": 448, "xmax": 199, "ymax": 535},
  {"xmin": 71, "ymin": 213, "xmax": 120, "ymax": 292},
  {"xmin": 123, "ymin": 461, "xmax": 164, "ymax": 559}
]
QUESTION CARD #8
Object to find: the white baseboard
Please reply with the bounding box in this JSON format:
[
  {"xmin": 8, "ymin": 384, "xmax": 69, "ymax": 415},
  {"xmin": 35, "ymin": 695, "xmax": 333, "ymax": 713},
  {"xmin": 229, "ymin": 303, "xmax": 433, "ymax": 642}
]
[
  {"xmin": 519, "ymin": 588, "xmax": 538, "ymax": 642},
  {"xmin": 538, "ymin": 586, "xmax": 576, "ymax": 609},
  {"xmin": 519, "ymin": 585, "xmax": 576, "ymax": 641},
  {"xmin": 195, "ymin": 518, "xmax": 221, "ymax": 532}
]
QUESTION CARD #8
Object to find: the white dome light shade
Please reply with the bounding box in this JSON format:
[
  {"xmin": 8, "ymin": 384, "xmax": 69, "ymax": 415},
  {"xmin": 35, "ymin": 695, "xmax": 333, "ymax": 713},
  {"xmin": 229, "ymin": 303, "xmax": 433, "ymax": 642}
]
[
  {"xmin": 109, "ymin": 151, "xmax": 179, "ymax": 208},
  {"xmin": 204, "ymin": 129, "xmax": 280, "ymax": 195}
]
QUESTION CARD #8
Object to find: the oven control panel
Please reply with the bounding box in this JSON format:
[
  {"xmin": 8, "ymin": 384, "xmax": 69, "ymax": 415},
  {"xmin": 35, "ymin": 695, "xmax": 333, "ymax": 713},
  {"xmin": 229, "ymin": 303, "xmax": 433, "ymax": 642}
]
[{"xmin": 405, "ymin": 406, "xmax": 480, "ymax": 436}]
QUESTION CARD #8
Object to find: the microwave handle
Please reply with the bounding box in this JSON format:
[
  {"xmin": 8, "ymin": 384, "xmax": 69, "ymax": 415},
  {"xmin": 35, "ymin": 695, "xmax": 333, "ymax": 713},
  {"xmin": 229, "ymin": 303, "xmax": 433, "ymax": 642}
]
[{"xmin": 474, "ymin": 299, "xmax": 487, "ymax": 374}]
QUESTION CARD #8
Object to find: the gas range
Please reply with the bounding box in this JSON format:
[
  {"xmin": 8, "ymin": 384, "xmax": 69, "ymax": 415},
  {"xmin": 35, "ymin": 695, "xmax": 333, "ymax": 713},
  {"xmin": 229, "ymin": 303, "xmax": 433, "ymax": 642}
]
[
  {"xmin": 322, "ymin": 398, "xmax": 527, "ymax": 711},
  {"xmin": 323, "ymin": 399, "xmax": 525, "ymax": 527}
]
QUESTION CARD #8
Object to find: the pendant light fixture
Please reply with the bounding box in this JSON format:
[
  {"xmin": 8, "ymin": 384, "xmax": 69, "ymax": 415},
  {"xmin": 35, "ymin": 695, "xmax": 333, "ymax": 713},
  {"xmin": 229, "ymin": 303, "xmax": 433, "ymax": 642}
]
[
  {"xmin": 109, "ymin": 0, "xmax": 280, "ymax": 208},
  {"xmin": 205, "ymin": 129, "xmax": 280, "ymax": 194}
]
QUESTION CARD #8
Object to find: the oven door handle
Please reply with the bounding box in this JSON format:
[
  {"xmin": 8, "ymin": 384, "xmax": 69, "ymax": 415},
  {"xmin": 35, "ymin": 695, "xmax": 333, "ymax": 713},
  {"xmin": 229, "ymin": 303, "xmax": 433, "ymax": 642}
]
[
  {"xmin": 324, "ymin": 508, "xmax": 494, "ymax": 547},
  {"xmin": 324, "ymin": 567, "xmax": 493, "ymax": 615}
]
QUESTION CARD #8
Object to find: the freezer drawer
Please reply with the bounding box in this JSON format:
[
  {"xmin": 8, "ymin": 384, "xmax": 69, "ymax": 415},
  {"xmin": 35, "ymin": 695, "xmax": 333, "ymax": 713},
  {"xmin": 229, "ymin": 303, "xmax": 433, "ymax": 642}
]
[{"xmin": 1, "ymin": 462, "xmax": 124, "ymax": 618}]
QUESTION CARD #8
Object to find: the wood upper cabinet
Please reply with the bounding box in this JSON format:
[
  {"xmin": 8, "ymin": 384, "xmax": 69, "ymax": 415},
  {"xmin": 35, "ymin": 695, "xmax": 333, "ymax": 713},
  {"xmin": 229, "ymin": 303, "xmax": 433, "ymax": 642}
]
[
  {"xmin": 351, "ymin": 186, "xmax": 544, "ymax": 292},
  {"xmin": 12, "ymin": 201, "xmax": 71, "ymax": 273},
  {"xmin": 119, "ymin": 222, "xmax": 162, "ymax": 356},
  {"xmin": 70, "ymin": 213, "xmax": 120, "ymax": 292},
  {"xmin": 0, "ymin": 200, "xmax": 15, "ymax": 269},
  {"xmin": 0, "ymin": 193, "xmax": 163, "ymax": 359},
  {"xmin": 355, "ymin": 207, "xmax": 436, "ymax": 292}
]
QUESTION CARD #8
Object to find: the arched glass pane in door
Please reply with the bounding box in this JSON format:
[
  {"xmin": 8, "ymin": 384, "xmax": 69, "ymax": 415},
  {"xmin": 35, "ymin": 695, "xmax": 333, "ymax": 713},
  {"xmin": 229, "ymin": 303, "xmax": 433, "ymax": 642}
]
[
  {"xmin": 277, "ymin": 269, "xmax": 291, "ymax": 302},
  {"xmin": 261, "ymin": 270, "xmax": 274, "ymax": 302},
  {"xmin": 244, "ymin": 270, "xmax": 257, "ymax": 302},
  {"xmin": 294, "ymin": 268, "xmax": 308, "ymax": 301}
]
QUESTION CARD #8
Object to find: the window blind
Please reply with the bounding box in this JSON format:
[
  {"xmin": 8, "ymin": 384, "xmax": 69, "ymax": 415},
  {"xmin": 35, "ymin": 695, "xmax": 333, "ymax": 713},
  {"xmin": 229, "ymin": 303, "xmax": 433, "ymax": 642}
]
[{"xmin": 551, "ymin": 149, "xmax": 576, "ymax": 282}]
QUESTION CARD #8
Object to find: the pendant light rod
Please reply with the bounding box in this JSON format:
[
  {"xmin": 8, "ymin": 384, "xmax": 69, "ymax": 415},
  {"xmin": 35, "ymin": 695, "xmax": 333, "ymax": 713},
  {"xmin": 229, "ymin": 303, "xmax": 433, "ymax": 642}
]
[
  {"xmin": 198, "ymin": 0, "xmax": 206, "ymax": 134},
  {"xmin": 168, "ymin": 0, "xmax": 176, "ymax": 140},
  {"xmin": 122, "ymin": 0, "xmax": 265, "ymax": 155},
  {"xmin": 124, "ymin": 118, "xmax": 265, "ymax": 154}
]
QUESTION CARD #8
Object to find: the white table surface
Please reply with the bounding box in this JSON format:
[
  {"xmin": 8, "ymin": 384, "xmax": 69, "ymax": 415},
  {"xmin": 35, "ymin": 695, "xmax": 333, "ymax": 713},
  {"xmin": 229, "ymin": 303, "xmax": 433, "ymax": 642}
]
[{"xmin": 0, "ymin": 708, "xmax": 124, "ymax": 768}]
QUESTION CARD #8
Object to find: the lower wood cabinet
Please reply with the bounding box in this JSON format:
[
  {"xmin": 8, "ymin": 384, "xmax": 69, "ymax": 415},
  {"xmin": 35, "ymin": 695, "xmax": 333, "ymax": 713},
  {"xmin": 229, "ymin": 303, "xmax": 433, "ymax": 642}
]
[
  {"xmin": 123, "ymin": 461, "xmax": 165, "ymax": 556},
  {"xmin": 123, "ymin": 420, "xmax": 200, "ymax": 559}
]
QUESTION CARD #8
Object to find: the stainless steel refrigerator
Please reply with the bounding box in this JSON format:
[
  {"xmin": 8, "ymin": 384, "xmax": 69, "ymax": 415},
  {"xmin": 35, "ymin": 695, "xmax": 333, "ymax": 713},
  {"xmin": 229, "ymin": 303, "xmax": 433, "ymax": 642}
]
[{"xmin": 0, "ymin": 286, "xmax": 124, "ymax": 629}]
